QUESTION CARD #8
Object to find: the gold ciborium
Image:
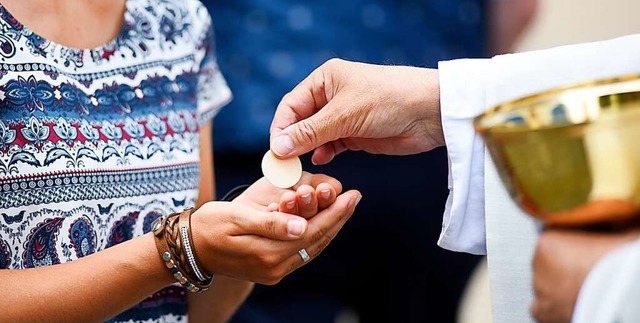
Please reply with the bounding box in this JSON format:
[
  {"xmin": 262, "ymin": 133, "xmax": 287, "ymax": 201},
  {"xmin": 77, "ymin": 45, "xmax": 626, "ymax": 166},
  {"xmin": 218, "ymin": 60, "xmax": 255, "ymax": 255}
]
[{"xmin": 474, "ymin": 75, "xmax": 640, "ymax": 226}]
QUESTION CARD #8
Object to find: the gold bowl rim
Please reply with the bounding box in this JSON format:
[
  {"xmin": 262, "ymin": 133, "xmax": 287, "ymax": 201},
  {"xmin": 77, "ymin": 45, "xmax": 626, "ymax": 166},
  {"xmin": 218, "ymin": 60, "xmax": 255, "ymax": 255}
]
[{"xmin": 473, "ymin": 73, "xmax": 640, "ymax": 133}]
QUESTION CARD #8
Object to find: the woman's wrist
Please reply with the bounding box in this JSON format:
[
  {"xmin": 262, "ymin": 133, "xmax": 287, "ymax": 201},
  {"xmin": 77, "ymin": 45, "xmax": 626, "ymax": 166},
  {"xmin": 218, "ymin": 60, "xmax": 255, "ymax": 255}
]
[
  {"xmin": 188, "ymin": 201, "xmax": 228, "ymax": 277},
  {"xmin": 138, "ymin": 232, "xmax": 177, "ymax": 286},
  {"xmin": 152, "ymin": 208, "xmax": 214, "ymax": 293}
]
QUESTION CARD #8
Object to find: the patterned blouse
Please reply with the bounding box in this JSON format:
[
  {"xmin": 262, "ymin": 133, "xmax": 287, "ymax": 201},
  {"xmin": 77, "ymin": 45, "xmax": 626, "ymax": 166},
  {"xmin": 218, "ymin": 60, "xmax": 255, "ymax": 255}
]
[{"xmin": 0, "ymin": 0, "xmax": 231, "ymax": 321}]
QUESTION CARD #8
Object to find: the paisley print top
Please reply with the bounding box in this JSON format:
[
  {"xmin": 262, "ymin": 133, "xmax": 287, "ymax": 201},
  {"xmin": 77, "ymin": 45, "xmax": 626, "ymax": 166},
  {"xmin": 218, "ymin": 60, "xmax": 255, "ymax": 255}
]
[{"xmin": 0, "ymin": 0, "xmax": 231, "ymax": 321}]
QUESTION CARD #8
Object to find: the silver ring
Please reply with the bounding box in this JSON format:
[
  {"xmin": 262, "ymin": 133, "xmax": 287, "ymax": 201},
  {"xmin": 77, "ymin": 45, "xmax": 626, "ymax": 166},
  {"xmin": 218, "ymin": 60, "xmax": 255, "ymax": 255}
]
[{"xmin": 298, "ymin": 248, "xmax": 311, "ymax": 263}]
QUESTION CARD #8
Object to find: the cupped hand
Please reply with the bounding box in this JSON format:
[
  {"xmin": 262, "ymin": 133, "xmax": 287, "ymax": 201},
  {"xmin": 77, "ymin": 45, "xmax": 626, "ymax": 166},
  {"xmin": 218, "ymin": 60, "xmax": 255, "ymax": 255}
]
[
  {"xmin": 190, "ymin": 189, "xmax": 361, "ymax": 285},
  {"xmin": 233, "ymin": 171, "xmax": 342, "ymax": 219},
  {"xmin": 269, "ymin": 58, "xmax": 444, "ymax": 165}
]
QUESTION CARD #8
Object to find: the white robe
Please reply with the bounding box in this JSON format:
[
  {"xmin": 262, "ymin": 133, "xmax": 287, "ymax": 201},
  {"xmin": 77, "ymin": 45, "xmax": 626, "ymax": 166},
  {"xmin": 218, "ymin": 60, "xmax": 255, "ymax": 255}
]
[{"xmin": 437, "ymin": 34, "xmax": 640, "ymax": 322}]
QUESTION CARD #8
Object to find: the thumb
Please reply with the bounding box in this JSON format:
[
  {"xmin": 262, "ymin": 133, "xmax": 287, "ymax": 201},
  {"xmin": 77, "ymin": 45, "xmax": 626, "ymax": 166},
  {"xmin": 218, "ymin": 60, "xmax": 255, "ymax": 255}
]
[{"xmin": 270, "ymin": 108, "xmax": 342, "ymax": 158}]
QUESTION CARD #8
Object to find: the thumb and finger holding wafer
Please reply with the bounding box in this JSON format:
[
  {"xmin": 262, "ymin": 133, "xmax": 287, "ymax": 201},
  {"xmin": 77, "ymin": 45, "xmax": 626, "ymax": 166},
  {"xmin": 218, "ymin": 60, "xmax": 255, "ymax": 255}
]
[
  {"xmin": 260, "ymin": 148, "xmax": 362, "ymax": 269},
  {"xmin": 261, "ymin": 149, "xmax": 361, "ymax": 279}
]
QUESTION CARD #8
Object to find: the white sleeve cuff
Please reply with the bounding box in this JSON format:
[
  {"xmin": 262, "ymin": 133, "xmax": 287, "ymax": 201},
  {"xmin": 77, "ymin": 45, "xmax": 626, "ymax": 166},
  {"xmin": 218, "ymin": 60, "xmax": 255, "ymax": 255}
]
[
  {"xmin": 436, "ymin": 34, "xmax": 640, "ymax": 256},
  {"xmin": 437, "ymin": 58, "xmax": 493, "ymax": 255}
]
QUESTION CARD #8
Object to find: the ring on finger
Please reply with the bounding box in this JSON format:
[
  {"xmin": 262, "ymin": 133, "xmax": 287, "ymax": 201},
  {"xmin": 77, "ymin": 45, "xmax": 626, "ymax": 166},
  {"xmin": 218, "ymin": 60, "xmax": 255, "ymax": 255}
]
[{"xmin": 298, "ymin": 248, "xmax": 311, "ymax": 263}]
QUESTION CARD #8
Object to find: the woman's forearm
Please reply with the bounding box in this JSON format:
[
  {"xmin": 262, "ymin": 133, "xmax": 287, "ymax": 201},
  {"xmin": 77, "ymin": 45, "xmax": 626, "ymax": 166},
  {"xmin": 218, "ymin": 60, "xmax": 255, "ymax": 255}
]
[
  {"xmin": 189, "ymin": 277, "xmax": 254, "ymax": 323},
  {"xmin": 1, "ymin": 233, "xmax": 172, "ymax": 322}
]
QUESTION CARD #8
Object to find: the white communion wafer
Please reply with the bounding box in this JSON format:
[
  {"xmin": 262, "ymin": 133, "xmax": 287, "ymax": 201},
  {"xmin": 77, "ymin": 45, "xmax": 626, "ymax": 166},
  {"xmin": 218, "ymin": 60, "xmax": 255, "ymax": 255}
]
[{"xmin": 261, "ymin": 150, "xmax": 303, "ymax": 188}]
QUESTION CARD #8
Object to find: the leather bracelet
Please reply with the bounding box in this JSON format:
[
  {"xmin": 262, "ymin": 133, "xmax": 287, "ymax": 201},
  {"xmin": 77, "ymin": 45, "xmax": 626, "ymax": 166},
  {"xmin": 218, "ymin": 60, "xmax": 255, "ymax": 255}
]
[
  {"xmin": 152, "ymin": 208, "xmax": 207, "ymax": 293},
  {"xmin": 152, "ymin": 185, "xmax": 250, "ymax": 293},
  {"xmin": 178, "ymin": 208, "xmax": 213, "ymax": 285}
]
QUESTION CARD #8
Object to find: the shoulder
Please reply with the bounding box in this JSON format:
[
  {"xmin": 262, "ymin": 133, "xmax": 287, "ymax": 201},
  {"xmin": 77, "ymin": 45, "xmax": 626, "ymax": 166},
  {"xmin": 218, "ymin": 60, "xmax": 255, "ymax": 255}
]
[
  {"xmin": 178, "ymin": 0, "xmax": 212, "ymax": 25},
  {"xmin": 157, "ymin": 0, "xmax": 211, "ymax": 28},
  {"xmin": 130, "ymin": 0, "xmax": 212, "ymax": 33},
  {"xmin": 126, "ymin": 0, "xmax": 213, "ymax": 52},
  {"xmin": 186, "ymin": 0, "xmax": 214, "ymax": 35}
]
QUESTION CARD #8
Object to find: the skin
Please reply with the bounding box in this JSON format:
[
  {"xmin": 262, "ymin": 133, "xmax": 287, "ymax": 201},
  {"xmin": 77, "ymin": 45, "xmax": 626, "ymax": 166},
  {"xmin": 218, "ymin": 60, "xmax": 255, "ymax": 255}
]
[
  {"xmin": 0, "ymin": 0, "xmax": 534, "ymax": 320},
  {"xmin": 268, "ymin": 0, "xmax": 538, "ymax": 163},
  {"xmin": 0, "ymin": 1, "xmax": 361, "ymax": 321},
  {"xmin": 269, "ymin": 59, "xmax": 444, "ymax": 164},
  {"xmin": 1, "ymin": 0, "xmax": 127, "ymax": 50},
  {"xmin": 0, "ymin": 122, "xmax": 360, "ymax": 322},
  {"xmin": 531, "ymin": 228, "xmax": 640, "ymax": 323},
  {"xmin": 266, "ymin": 55, "xmax": 640, "ymax": 323},
  {"xmin": 269, "ymin": 3, "xmax": 640, "ymax": 323},
  {"xmin": 488, "ymin": 0, "xmax": 538, "ymax": 54},
  {"xmin": 190, "ymin": 126, "xmax": 353, "ymax": 322}
]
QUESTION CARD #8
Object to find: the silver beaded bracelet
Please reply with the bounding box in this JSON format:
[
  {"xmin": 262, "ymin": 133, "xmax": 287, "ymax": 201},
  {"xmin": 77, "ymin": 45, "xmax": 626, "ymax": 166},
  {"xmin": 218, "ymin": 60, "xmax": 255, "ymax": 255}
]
[{"xmin": 180, "ymin": 226, "xmax": 209, "ymax": 282}]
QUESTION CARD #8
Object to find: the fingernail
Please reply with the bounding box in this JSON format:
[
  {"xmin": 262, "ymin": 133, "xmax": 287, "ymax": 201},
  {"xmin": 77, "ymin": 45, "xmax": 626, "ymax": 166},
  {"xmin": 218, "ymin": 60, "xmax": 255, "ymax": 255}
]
[
  {"xmin": 287, "ymin": 219, "xmax": 306, "ymax": 236},
  {"xmin": 272, "ymin": 135, "xmax": 294, "ymax": 156},
  {"xmin": 320, "ymin": 189, "xmax": 331, "ymax": 199},
  {"xmin": 348, "ymin": 195, "xmax": 362, "ymax": 209},
  {"xmin": 301, "ymin": 193, "xmax": 312, "ymax": 204},
  {"xmin": 286, "ymin": 201, "xmax": 296, "ymax": 209}
]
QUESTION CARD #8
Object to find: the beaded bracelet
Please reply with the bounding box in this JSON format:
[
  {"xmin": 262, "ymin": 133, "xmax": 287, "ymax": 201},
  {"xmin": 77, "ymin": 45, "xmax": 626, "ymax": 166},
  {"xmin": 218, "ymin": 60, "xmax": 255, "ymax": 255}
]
[{"xmin": 178, "ymin": 209, "xmax": 211, "ymax": 283}]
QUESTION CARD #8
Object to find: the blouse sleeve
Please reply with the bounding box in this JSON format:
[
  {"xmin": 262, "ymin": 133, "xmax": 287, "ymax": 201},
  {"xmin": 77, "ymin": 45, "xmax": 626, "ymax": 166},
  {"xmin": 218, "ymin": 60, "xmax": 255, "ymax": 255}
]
[{"xmin": 195, "ymin": 10, "xmax": 232, "ymax": 124}]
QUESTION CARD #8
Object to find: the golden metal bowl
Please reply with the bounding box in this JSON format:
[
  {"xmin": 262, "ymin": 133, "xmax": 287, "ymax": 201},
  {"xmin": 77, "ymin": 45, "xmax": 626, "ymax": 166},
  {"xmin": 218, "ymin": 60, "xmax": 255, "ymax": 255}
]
[{"xmin": 474, "ymin": 74, "xmax": 640, "ymax": 226}]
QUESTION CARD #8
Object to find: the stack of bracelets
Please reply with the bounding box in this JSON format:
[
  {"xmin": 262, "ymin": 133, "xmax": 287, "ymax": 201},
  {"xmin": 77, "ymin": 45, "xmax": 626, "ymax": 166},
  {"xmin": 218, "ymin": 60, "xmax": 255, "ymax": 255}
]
[
  {"xmin": 151, "ymin": 184, "xmax": 250, "ymax": 293},
  {"xmin": 152, "ymin": 207, "xmax": 212, "ymax": 293}
]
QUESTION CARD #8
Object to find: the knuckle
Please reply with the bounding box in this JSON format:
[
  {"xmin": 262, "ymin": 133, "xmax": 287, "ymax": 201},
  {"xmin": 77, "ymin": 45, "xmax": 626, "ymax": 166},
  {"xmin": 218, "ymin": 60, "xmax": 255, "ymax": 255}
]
[
  {"xmin": 318, "ymin": 115, "xmax": 341, "ymax": 137},
  {"xmin": 318, "ymin": 236, "xmax": 333, "ymax": 253},
  {"xmin": 287, "ymin": 261, "xmax": 298, "ymax": 274},
  {"xmin": 263, "ymin": 271, "xmax": 283, "ymax": 286},
  {"xmin": 310, "ymin": 226, "xmax": 328, "ymax": 244},
  {"xmin": 227, "ymin": 209, "xmax": 241, "ymax": 225},
  {"xmin": 294, "ymin": 120, "xmax": 319, "ymax": 146},
  {"xmin": 263, "ymin": 216, "xmax": 279, "ymax": 237},
  {"xmin": 265, "ymin": 250, "xmax": 289, "ymax": 268},
  {"xmin": 310, "ymin": 236, "xmax": 333, "ymax": 258},
  {"xmin": 339, "ymin": 101, "xmax": 368, "ymax": 135},
  {"xmin": 281, "ymin": 91, "xmax": 295, "ymax": 105},
  {"xmin": 257, "ymin": 253, "xmax": 278, "ymax": 268},
  {"xmin": 325, "ymin": 58, "xmax": 343, "ymax": 68}
]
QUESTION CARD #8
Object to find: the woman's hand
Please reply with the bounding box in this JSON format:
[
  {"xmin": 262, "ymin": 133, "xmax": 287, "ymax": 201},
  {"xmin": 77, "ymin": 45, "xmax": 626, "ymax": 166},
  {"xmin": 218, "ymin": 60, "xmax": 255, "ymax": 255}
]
[
  {"xmin": 269, "ymin": 58, "xmax": 443, "ymax": 165},
  {"xmin": 268, "ymin": 181, "xmax": 338, "ymax": 219},
  {"xmin": 191, "ymin": 180, "xmax": 360, "ymax": 285},
  {"xmin": 233, "ymin": 171, "xmax": 342, "ymax": 219}
]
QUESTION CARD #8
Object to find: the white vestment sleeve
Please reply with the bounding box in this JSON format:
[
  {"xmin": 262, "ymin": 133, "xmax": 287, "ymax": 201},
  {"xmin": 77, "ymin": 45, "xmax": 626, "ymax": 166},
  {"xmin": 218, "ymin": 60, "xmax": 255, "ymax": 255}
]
[
  {"xmin": 437, "ymin": 34, "xmax": 640, "ymax": 255},
  {"xmin": 437, "ymin": 58, "xmax": 492, "ymax": 255}
]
